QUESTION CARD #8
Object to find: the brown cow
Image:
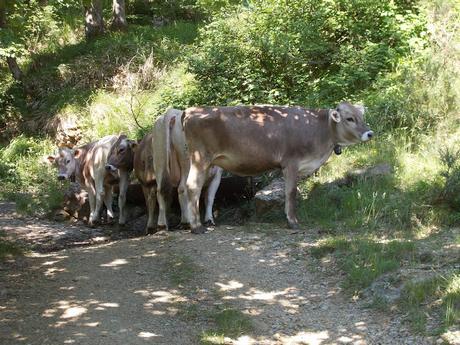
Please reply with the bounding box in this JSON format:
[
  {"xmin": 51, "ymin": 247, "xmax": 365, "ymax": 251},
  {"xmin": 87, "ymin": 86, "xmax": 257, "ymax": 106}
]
[
  {"xmin": 105, "ymin": 134, "xmax": 135, "ymax": 226},
  {"xmin": 47, "ymin": 135, "xmax": 118, "ymax": 226},
  {"xmin": 182, "ymin": 102, "xmax": 374, "ymax": 233},
  {"xmin": 105, "ymin": 109, "xmax": 222, "ymax": 234}
]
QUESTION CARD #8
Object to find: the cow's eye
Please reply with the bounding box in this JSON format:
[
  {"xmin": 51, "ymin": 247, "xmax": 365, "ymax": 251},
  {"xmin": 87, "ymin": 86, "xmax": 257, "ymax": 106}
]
[
  {"xmin": 346, "ymin": 117, "xmax": 355, "ymax": 123},
  {"xmin": 66, "ymin": 159, "xmax": 71, "ymax": 164},
  {"xmin": 119, "ymin": 148, "xmax": 125, "ymax": 153}
]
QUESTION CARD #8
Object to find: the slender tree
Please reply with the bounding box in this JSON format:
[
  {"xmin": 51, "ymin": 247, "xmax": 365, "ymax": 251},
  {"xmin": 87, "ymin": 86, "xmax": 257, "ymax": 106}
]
[
  {"xmin": 111, "ymin": 0, "xmax": 127, "ymax": 31},
  {"xmin": 83, "ymin": 0, "xmax": 104, "ymax": 39},
  {"xmin": 0, "ymin": 0, "xmax": 6, "ymax": 28},
  {"xmin": 0, "ymin": 0, "xmax": 23, "ymax": 81}
]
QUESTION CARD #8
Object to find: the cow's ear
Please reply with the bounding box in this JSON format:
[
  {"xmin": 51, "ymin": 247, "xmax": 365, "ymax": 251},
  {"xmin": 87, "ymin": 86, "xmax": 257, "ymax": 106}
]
[
  {"xmin": 46, "ymin": 155, "xmax": 56, "ymax": 164},
  {"xmin": 354, "ymin": 104, "xmax": 365, "ymax": 116},
  {"xmin": 129, "ymin": 141, "xmax": 138, "ymax": 151},
  {"xmin": 329, "ymin": 109, "xmax": 341, "ymax": 123},
  {"xmin": 74, "ymin": 149, "xmax": 81, "ymax": 159}
]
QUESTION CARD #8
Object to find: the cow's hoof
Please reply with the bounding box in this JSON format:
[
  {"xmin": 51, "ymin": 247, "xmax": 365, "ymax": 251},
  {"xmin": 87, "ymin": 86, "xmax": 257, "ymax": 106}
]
[
  {"xmin": 191, "ymin": 226, "xmax": 207, "ymax": 234},
  {"xmin": 288, "ymin": 221, "xmax": 300, "ymax": 230},
  {"xmin": 145, "ymin": 227, "xmax": 157, "ymax": 235},
  {"xmin": 177, "ymin": 222, "xmax": 191, "ymax": 230},
  {"xmin": 203, "ymin": 219, "xmax": 215, "ymax": 227},
  {"xmin": 88, "ymin": 220, "xmax": 97, "ymax": 228},
  {"xmin": 106, "ymin": 217, "xmax": 115, "ymax": 225},
  {"xmin": 156, "ymin": 224, "xmax": 168, "ymax": 232}
]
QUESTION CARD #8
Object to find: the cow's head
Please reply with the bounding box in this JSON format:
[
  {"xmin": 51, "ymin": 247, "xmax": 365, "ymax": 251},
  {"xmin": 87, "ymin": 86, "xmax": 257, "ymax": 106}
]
[
  {"xmin": 329, "ymin": 102, "xmax": 374, "ymax": 146},
  {"xmin": 47, "ymin": 148, "xmax": 78, "ymax": 181},
  {"xmin": 105, "ymin": 135, "xmax": 136, "ymax": 174}
]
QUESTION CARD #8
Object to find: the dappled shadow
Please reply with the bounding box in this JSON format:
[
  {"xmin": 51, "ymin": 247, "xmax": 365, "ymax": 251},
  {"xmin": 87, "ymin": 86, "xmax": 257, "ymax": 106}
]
[{"xmin": 0, "ymin": 225, "xmax": 437, "ymax": 344}]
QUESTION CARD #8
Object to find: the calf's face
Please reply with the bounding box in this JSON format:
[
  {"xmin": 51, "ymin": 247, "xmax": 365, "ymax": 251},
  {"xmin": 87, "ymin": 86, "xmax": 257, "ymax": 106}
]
[
  {"xmin": 105, "ymin": 136, "xmax": 136, "ymax": 174},
  {"xmin": 47, "ymin": 148, "xmax": 78, "ymax": 180},
  {"xmin": 330, "ymin": 102, "xmax": 374, "ymax": 146}
]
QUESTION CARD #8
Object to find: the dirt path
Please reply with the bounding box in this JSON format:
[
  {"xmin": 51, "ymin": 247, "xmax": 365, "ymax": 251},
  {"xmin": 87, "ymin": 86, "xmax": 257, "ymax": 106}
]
[{"xmin": 0, "ymin": 206, "xmax": 435, "ymax": 344}]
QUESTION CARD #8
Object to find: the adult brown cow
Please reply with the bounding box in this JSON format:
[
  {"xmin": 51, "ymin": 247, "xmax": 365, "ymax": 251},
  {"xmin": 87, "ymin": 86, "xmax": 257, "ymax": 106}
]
[
  {"xmin": 105, "ymin": 109, "xmax": 222, "ymax": 234},
  {"xmin": 182, "ymin": 102, "xmax": 374, "ymax": 234},
  {"xmin": 47, "ymin": 135, "xmax": 118, "ymax": 226}
]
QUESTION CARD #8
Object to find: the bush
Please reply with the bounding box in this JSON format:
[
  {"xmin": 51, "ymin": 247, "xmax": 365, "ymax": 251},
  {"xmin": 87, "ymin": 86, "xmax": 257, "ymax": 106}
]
[
  {"xmin": 0, "ymin": 136, "xmax": 66, "ymax": 216},
  {"xmin": 438, "ymin": 148, "xmax": 460, "ymax": 211},
  {"xmin": 187, "ymin": 0, "xmax": 425, "ymax": 106}
]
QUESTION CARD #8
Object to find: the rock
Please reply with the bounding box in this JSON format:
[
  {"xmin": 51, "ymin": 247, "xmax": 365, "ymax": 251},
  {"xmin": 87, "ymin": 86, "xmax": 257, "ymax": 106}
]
[
  {"xmin": 254, "ymin": 178, "xmax": 286, "ymax": 217},
  {"xmin": 338, "ymin": 163, "xmax": 393, "ymax": 187},
  {"xmin": 441, "ymin": 326, "xmax": 460, "ymax": 345}
]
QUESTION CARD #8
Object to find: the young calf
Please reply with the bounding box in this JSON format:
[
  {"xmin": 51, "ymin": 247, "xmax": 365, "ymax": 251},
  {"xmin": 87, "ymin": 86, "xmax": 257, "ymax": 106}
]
[{"xmin": 47, "ymin": 135, "xmax": 118, "ymax": 226}]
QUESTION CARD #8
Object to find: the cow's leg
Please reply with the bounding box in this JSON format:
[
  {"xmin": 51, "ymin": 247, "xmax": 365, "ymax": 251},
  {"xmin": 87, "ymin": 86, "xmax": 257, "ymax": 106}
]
[
  {"xmin": 117, "ymin": 170, "xmax": 129, "ymax": 226},
  {"xmin": 203, "ymin": 167, "xmax": 223, "ymax": 226},
  {"xmin": 90, "ymin": 177, "xmax": 105, "ymax": 226},
  {"xmin": 103, "ymin": 185, "xmax": 114, "ymax": 223},
  {"xmin": 177, "ymin": 179, "xmax": 190, "ymax": 229},
  {"xmin": 186, "ymin": 161, "xmax": 209, "ymax": 234},
  {"xmin": 142, "ymin": 185, "xmax": 157, "ymax": 235},
  {"xmin": 282, "ymin": 164, "xmax": 300, "ymax": 229},
  {"xmin": 155, "ymin": 174, "xmax": 169, "ymax": 231},
  {"xmin": 86, "ymin": 187, "xmax": 97, "ymax": 227}
]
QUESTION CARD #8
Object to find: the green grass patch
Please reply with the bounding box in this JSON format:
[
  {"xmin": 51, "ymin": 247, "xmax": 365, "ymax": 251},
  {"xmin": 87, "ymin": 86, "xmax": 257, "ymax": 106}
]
[
  {"xmin": 401, "ymin": 272, "xmax": 460, "ymax": 334},
  {"xmin": 200, "ymin": 308, "xmax": 253, "ymax": 344},
  {"xmin": 164, "ymin": 254, "xmax": 202, "ymax": 287},
  {"xmin": 0, "ymin": 232, "xmax": 23, "ymax": 260},
  {"xmin": 311, "ymin": 237, "xmax": 416, "ymax": 295}
]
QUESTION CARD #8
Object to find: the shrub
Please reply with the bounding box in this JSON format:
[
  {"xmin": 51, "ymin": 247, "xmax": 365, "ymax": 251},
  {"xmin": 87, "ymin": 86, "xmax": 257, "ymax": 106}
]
[
  {"xmin": 187, "ymin": 0, "xmax": 425, "ymax": 106},
  {"xmin": 0, "ymin": 136, "xmax": 66, "ymax": 216},
  {"xmin": 438, "ymin": 148, "xmax": 460, "ymax": 211}
]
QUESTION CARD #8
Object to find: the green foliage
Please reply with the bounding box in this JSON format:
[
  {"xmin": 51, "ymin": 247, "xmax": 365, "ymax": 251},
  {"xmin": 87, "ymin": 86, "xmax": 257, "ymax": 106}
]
[
  {"xmin": 0, "ymin": 136, "xmax": 66, "ymax": 216},
  {"xmin": 312, "ymin": 237, "xmax": 415, "ymax": 295},
  {"xmin": 187, "ymin": 0, "xmax": 425, "ymax": 106}
]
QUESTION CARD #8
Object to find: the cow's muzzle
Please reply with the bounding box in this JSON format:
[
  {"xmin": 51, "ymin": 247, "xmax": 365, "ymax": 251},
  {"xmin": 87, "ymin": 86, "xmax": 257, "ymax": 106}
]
[
  {"xmin": 57, "ymin": 174, "xmax": 67, "ymax": 181},
  {"xmin": 105, "ymin": 164, "xmax": 118, "ymax": 172},
  {"xmin": 361, "ymin": 131, "xmax": 374, "ymax": 142}
]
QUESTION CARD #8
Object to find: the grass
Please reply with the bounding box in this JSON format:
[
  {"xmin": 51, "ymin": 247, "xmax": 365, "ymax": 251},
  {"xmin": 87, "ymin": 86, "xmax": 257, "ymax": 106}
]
[
  {"xmin": 400, "ymin": 272, "xmax": 460, "ymax": 334},
  {"xmin": 200, "ymin": 308, "xmax": 254, "ymax": 344},
  {"xmin": 163, "ymin": 254, "xmax": 203, "ymax": 287},
  {"xmin": 0, "ymin": 232, "xmax": 23, "ymax": 260},
  {"xmin": 311, "ymin": 237, "xmax": 416, "ymax": 295}
]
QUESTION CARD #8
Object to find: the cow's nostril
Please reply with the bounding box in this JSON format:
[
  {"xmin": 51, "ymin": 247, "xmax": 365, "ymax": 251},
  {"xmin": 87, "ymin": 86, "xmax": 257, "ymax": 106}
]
[
  {"xmin": 368, "ymin": 131, "xmax": 374, "ymax": 139},
  {"xmin": 57, "ymin": 175, "xmax": 65, "ymax": 181},
  {"xmin": 105, "ymin": 165, "xmax": 111, "ymax": 171}
]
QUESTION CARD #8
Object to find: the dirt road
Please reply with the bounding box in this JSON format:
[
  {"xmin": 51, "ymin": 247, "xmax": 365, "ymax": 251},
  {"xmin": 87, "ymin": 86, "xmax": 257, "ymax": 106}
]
[{"xmin": 0, "ymin": 205, "xmax": 435, "ymax": 344}]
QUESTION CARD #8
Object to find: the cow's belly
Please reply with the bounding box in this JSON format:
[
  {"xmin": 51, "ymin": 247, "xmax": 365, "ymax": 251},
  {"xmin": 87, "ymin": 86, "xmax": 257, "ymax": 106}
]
[
  {"xmin": 297, "ymin": 153, "xmax": 331, "ymax": 176},
  {"xmin": 213, "ymin": 153, "xmax": 278, "ymax": 176}
]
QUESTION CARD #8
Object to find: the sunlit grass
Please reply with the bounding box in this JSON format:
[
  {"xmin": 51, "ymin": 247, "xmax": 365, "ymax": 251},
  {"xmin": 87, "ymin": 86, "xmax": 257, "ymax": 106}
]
[
  {"xmin": 311, "ymin": 237, "xmax": 416, "ymax": 295},
  {"xmin": 401, "ymin": 272, "xmax": 460, "ymax": 334},
  {"xmin": 200, "ymin": 308, "xmax": 253, "ymax": 344}
]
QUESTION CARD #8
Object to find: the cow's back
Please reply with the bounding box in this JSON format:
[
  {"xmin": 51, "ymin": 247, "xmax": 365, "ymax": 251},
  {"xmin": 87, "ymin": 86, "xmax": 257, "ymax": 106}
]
[{"xmin": 183, "ymin": 106, "xmax": 331, "ymax": 175}]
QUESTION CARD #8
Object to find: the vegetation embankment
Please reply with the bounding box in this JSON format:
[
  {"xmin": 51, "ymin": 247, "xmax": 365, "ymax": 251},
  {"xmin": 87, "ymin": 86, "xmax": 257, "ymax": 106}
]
[{"xmin": 0, "ymin": 0, "xmax": 459, "ymax": 336}]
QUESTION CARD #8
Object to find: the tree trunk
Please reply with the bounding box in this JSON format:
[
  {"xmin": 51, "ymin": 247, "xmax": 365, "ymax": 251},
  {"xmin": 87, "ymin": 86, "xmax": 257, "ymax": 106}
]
[
  {"xmin": 111, "ymin": 0, "xmax": 127, "ymax": 31},
  {"xmin": 6, "ymin": 56, "xmax": 23, "ymax": 81},
  {"xmin": 84, "ymin": 0, "xmax": 104, "ymax": 40},
  {"xmin": 0, "ymin": 0, "xmax": 6, "ymax": 28}
]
